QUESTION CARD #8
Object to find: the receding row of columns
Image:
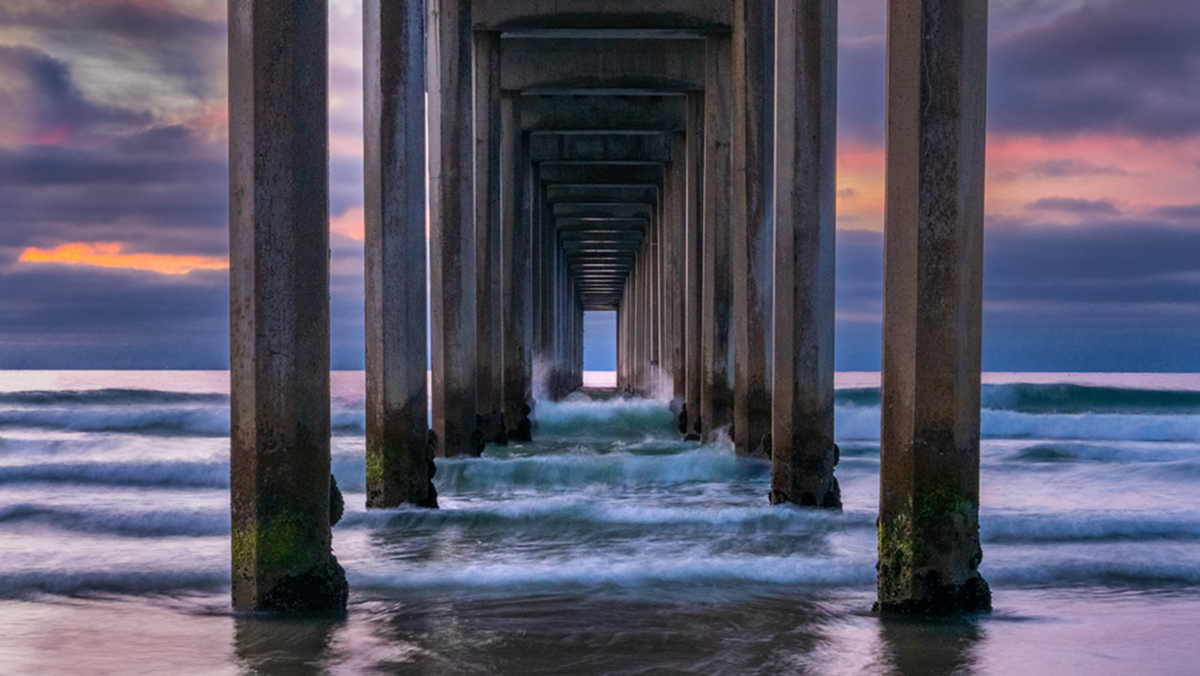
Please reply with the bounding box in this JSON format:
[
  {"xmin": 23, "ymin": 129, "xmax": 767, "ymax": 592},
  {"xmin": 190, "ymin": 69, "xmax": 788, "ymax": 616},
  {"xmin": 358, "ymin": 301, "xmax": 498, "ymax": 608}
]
[{"xmin": 229, "ymin": 0, "xmax": 990, "ymax": 616}]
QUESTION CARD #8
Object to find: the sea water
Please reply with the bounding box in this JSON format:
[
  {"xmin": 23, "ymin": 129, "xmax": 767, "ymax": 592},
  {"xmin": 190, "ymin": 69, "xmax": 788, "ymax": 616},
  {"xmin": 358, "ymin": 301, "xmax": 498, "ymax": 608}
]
[{"xmin": 2, "ymin": 371, "xmax": 1199, "ymax": 675}]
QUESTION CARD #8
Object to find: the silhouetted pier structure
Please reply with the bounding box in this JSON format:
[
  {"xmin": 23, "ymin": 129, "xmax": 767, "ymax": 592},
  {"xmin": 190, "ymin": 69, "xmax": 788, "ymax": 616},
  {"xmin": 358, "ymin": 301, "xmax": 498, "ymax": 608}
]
[{"xmin": 228, "ymin": 0, "xmax": 990, "ymax": 616}]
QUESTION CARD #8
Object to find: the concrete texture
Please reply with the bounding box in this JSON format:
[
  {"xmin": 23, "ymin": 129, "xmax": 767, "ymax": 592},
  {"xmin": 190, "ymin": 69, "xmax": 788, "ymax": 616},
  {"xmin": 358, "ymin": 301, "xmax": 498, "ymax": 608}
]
[
  {"xmin": 228, "ymin": 0, "xmax": 346, "ymax": 611},
  {"xmin": 878, "ymin": 0, "xmax": 991, "ymax": 615},
  {"xmin": 770, "ymin": 0, "xmax": 840, "ymax": 510},
  {"xmin": 700, "ymin": 35, "xmax": 733, "ymax": 438},
  {"xmin": 475, "ymin": 30, "xmax": 506, "ymax": 445},
  {"xmin": 429, "ymin": 0, "xmax": 480, "ymax": 458},
  {"xmin": 364, "ymin": 0, "xmax": 436, "ymax": 508},
  {"xmin": 731, "ymin": 0, "xmax": 773, "ymax": 457}
]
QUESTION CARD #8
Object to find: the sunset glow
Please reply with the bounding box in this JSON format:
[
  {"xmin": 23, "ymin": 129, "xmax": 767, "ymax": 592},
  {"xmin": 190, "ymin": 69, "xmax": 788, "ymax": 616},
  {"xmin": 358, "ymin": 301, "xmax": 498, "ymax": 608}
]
[
  {"xmin": 330, "ymin": 206, "xmax": 365, "ymax": 240},
  {"xmin": 18, "ymin": 242, "xmax": 228, "ymax": 275}
]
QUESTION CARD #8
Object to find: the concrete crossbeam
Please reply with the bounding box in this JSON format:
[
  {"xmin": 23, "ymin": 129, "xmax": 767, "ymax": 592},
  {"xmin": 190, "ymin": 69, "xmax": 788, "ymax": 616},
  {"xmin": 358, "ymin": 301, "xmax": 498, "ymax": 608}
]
[
  {"xmin": 530, "ymin": 131, "xmax": 670, "ymax": 162},
  {"xmin": 538, "ymin": 162, "xmax": 664, "ymax": 184},
  {"xmin": 544, "ymin": 184, "xmax": 659, "ymax": 203},
  {"xmin": 473, "ymin": 0, "xmax": 731, "ymax": 30},
  {"xmin": 520, "ymin": 94, "xmax": 686, "ymax": 132},
  {"xmin": 502, "ymin": 38, "xmax": 705, "ymax": 91}
]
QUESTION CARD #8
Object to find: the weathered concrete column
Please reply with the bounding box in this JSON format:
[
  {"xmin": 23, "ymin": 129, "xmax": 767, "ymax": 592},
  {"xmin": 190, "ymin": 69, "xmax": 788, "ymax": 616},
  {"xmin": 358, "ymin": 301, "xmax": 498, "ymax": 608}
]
[
  {"xmin": 364, "ymin": 0, "xmax": 435, "ymax": 508},
  {"xmin": 428, "ymin": 0, "xmax": 478, "ymax": 457},
  {"xmin": 684, "ymin": 92, "xmax": 705, "ymax": 438},
  {"xmin": 701, "ymin": 35, "xmax": 734, "ymax": 438},
  {"xmin": 649, "ymin": 208, "xmax": 661, "ymax": 386},
  {"xmin": 502, "ymin": 102, "xmax": 533, "ymax": 441},
  {"xmin": 665, "ymin": 132, "xmax": 687, "ymax": 401},
  {"xmin": 229, "ymin": 0, "xmax": 347, "ymax": 611},
  {"xmin": 474, "ymin": 30, "xmax": 505, "ymax": 444},
  {"xmin": 878, "ymin": 0, "xmax": 991, "ymax": 615},
  {"xmin": 732, "ymin": 0, "xmax": 773, "ymax": 457},
  {"xmin": 771, "ymin": 0, "xmax": 840, "ymax": 509},
  {"xmin": 617, "ymin": 292, "xmax": 627, "ymax": 389}
]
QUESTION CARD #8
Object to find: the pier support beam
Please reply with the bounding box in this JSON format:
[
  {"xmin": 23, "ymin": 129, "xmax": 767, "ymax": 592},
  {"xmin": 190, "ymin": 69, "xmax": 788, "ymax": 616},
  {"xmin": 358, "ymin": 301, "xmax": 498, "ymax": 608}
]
[
  {"xmin": 429, "ymin": 0, "xmax": 479, "ymax": 457},
  {"xmin": 475, "ymin": 30, "xmax": 506, "ymax": 444},
  {"xmin": 229, "ymin": 0, "xmax": 347, "ymax": 611},
  {"xmin": 684, "ymin": 92, "xmax": 705, "ymax": 438},
  {"xmin": 502, "ymin": 101, "xmax": 533, "ymax": 441},
  {"xmin": 364, "ymin": 0, "xmax": 436, "ymax": 508},
  {"xmin": 877, "ymin": 0, "xmax": 991, "ymax": 615},
  {"xmin": 665, "ymin": 131, "xmax": 687, "ymax": 401},
  {"xmin": 732, "ymin": 0, "xmax": 773, "ymax": 457},
  {"xmin": 701, "ymin": 35, "xmax": 733, "ymax": 439},
  {"xmin": 770, "ymin": 0, "xmax": 840, "ymax": 508}
]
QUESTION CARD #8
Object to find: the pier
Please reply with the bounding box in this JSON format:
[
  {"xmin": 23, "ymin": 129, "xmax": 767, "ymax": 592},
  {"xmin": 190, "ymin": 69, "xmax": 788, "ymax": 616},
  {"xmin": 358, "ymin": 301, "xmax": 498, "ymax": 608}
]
[{"xmin": 228, "ymin": 0, "xmax": 990, "ymax": 615}]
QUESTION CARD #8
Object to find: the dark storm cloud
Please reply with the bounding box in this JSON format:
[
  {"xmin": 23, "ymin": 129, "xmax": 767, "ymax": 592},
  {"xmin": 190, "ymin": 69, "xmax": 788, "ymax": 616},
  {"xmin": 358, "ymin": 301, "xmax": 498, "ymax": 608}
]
[
  {"xmin": 0, "ymin": 1, "xmax": 224, "ymax": 99},
  {"xmin": 835, "ymin": 0, "xmax": 1200, "ymax": 143},
  {"xmin": 0, "ymin": 45, "xmax": 151, "ymax": 139},
  {"xmin": 1026, "ymin": 197, "xmax": 1120, "ymax": 215},
  {"xmin": 989, "ymin": 0, "xmax": 1200, "ymax": 138},
  {"xmin": 833, "ymin": 219, "xmax": 1200, "ymax": 370},
  {"xmin": 0, "ymin": 127, "xmax": 228, "ymax": 256},
  {"xmin": 0, "ymin": 264, "xmax": 228, "ymax": 369}
]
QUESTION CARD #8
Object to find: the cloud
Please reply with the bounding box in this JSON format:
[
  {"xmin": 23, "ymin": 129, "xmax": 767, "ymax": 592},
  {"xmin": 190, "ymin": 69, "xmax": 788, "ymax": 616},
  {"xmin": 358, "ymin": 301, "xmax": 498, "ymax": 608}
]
[
  {"xmin": 1026, "ymin": 197, "xmax": 1120, "ymax": 215},
  {"xmin": 0, "ymin": 263, "xmax": 228, "ymax": 369},
  {"xmin": 1029, "ymin": 158, "xmax": 1130, "ymax": 177},
  {"xmin": 0, "ymin": 44, "xmax": 152, "ymax": 146},
  {"xmin": 1153, "ymin": 204, "xmax": 1200, "ymax": 220},
  {"xmin": 330, "ymin": 207, "xmax": 365, "ymax": 241},
  {"xmin": 989, "ymin": 0, "xmax": 1200, "ymax": 139},
  {"xmin": 833, "ymin": 219, "xmax": 1200, "ymax": 371},
  {"xmin": 18, "ymin": 242, "xmax": 227, "ymax": 275}
]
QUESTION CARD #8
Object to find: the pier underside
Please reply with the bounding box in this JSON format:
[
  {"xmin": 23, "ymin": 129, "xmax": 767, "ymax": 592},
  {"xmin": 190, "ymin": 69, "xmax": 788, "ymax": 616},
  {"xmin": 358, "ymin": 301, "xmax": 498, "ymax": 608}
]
[{"xmin": 229, "ymin": 0, "xmax": 990, "ymax": 615}]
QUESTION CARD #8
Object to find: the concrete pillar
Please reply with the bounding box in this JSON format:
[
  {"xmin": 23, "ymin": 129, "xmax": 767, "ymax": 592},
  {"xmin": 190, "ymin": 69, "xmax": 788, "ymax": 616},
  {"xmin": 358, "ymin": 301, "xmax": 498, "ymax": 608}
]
[
  {"xmin": 617, "ymin": 292, "xmax": 627, "ymax": 390},
  {"xmin": 732, "ymin": 0, "xmax": 773, "ymax": 457},
  {"xmin": 228, "ymin": 0, "xmax": 347, "ymax": 611},
  {"xmin": 474, "ymin": 30, "xmax": 505, "ymax": 444},
  {"xmin": 364, "ymin": 0, "xmax": 435, "ymax": 508},
  {"xmin": 666, "ymin": 132, "xmax": 687, "ymax": 401},
  {"xmin": 502, "ymin": 102, "xmax": 533, "ymax": 441},
  {"xmin": 684, "ymin": 92, "xmax": 705, "ymax": 438},
  {"xmin": 878, "ymin": 0, "xmax": 991, "ymax": 615},
  {"xmin": 771, "ymin": 0, "xmax": 840, "ymax": 509},
  {"xmin": 701, "ymin": 35, "xmax": 734, "ymax": 438},
  {"xmin": 428, "ymin": 0, "xmax": 478, "ymax": 457},
  {"xmin": 652, "ymin": 208, "xmax": 662, "ymax": 379}
]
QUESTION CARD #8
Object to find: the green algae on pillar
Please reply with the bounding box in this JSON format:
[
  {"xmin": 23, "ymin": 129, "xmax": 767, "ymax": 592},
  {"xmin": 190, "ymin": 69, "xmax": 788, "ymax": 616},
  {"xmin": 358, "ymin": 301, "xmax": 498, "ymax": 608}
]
[
  {"xmin": 877, "ymin": 0, "xmax": 991, "ymax": 615},
  {"xmin": 229, "ymin": 0, "xmax": 346, "ymax": 610}
]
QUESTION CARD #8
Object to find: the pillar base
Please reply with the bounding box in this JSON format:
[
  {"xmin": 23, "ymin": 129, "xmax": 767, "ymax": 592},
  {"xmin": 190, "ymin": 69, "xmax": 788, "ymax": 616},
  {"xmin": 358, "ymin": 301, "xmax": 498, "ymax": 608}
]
[
  {"xmin": 257, "ymin": 558, "xmax": 349, "ymax": 613},
  {"xmin": 875, "ymin": 572, "xmax": 992, "ymax": 617}
]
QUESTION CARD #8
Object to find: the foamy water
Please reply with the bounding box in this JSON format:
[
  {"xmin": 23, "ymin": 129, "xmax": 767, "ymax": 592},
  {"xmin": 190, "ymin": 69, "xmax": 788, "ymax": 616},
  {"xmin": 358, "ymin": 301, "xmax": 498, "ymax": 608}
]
[{"xmin": 1, "ymin": 371, "xmax": 1199, "ymax": 675}]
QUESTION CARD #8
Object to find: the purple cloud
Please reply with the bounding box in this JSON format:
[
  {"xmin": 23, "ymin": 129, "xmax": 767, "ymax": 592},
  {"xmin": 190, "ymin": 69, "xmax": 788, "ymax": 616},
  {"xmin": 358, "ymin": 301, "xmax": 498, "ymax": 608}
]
[{"xmin": 1026, "ymin": 197, "xmax": 1121, "ymax": 215}]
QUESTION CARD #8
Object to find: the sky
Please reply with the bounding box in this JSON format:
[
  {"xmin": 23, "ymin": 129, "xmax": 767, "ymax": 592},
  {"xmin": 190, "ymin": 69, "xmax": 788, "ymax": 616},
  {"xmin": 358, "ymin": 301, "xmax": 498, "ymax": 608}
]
[{"xmin": 0, "ymin": 0, "xmax": 1198, "ymax": 372}]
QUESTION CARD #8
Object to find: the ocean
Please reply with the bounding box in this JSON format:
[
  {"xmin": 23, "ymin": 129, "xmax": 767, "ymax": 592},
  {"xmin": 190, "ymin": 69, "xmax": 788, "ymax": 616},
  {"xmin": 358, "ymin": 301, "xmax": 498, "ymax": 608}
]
[{"xmin": 2, "ymin": 370, "xmax": 1199, "ymax": 675}]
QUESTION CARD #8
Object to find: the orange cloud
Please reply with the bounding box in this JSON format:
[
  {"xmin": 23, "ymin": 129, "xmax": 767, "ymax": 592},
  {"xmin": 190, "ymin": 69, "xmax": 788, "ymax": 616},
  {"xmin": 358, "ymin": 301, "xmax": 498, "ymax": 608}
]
[
  {"xmin": 330, "ymin": 206, "xmax": 365, "ymax": 240},
  {"xmin": 18, "ymin": 242, "xmax": 228, "ymax": 275}
]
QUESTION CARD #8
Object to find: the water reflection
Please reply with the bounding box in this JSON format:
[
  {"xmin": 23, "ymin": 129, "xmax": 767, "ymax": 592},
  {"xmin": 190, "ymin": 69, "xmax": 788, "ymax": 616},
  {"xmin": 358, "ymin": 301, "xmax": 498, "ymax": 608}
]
[
  {"xmin": 877, "ymin": 615, "xmax": 983, "ymax": 676},
  {"xmin": 234, "ymin": 613, "xmax": 343, "ymax": 676}
]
